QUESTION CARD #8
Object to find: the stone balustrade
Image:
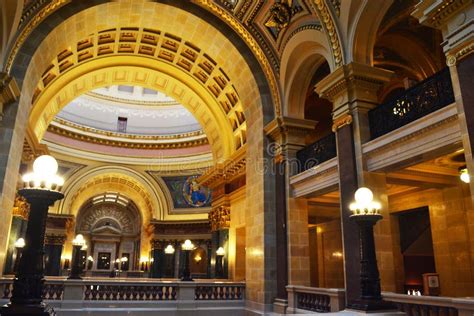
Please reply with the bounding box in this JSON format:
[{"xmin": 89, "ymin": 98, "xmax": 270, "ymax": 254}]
[
  {"xmin": 286, "ymin": 285, "xmax": 346, "ymax": 313},
  {"xmin": 0, "ymin": 278, "xmax": 245, "ymax": 315},
  {"xmin": 286, "ymin": 287, "xmax": 474, "ymax": 315},
  {"xmin": 383, "ymin": 292, "xmax": 474, "ymax": 316}
]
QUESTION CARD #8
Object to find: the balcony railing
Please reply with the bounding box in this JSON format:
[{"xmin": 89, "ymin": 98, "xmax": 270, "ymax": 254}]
[
  {"xmin": 286, "ymin": 285, "xmax": 346, "ymax": 313},
  {"xmin": 0, "ymin": 278, "xmax": 245, "ymax": 315},
  {"xmin": 296, "ymin": 133, "xmax": 337, "ymax": 173},
  {"xmin": 369, "ymin": 68, "xmax": 455, "ymax": 139}
]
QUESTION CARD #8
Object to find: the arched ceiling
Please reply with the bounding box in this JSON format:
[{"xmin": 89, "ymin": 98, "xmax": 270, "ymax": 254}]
[{"xmin": 56, "ymin": 86, "xmax": 203, "ymax": 135}]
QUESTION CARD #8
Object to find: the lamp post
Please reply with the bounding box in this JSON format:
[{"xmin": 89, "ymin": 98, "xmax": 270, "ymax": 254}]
[
  {"xmin": 181, "ymin": 239, "xmax": 194, "ymax": 281},
  {"xmin": 120, "ymin": 257, "xmax": 128, "ymax": 271},
  {"xmin": 1, "ymin": 155, "xmax": 64, "ymax": 316},
  {"xmin": 87, "ymin": 256, "xmax": 94, "ymax": 270},
  {"xmin": 13, "ymin": 238, "xmax": 25, "ymax": 274},
  {"xmin": 68, "ymin": 234, "xmax": 86, "ymax": 280},
  {"xmin": 215, "ymin": 247, "xmax": 225, "ymax": 278},
  {"xmin": 348, "ymin": 187, "xmax": 396, "ymax": 311},
  {"xmin": 164, "ymin": 244, "xmax": 175, "ymax": 277}
]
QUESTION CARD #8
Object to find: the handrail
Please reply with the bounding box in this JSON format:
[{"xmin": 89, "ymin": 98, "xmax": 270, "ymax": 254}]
[{"xmin": 369, "ymin": 68, "xmax": 455, "ymax": 139}]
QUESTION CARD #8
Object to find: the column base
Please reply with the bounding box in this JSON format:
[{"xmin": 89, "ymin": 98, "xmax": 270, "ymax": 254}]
[
  {"xmin": 1, "ymin": 302, "xmax": 53, "ymax": 316},
  {"xmin": 347, "ymin": 299, "xmax": 398, "ymax": 312},
  {"xmin": 273, "ymin": 298, "xmax": 288, "ymax": 314}
]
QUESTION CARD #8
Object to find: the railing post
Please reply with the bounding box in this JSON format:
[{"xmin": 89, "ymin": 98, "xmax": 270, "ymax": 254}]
[
  {"xmin": 286, "ymin": 285, "xmax": 297, "ymax": 314},
  {"xmin": 176, "ymin": 282, "xmax": 196, "ymax": 311},
  {"xmin": 330, "ymin": 289, "xmax": 346, "ymax": 312},
  {"xmin": 61, "ymin": 280, "xmax": 84, "ymax": 309}
]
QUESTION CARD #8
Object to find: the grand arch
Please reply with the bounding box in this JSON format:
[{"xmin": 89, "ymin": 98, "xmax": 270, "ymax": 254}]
[
  {"xmin": 1, "ymin": 0, "xmax": 279, "ymax": 308},
  {"xmin": 30, "ymin": 57, "xmax": 235, "ymax": 162}
]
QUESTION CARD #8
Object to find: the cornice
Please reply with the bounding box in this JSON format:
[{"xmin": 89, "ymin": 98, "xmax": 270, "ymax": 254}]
[
  {"xmin": 51, "ymin": 117, "xmax": 206, "ymax": 142},
  {"xmin": 85, "ymin": 91, "xmax": 181, "ymax": 107},
  {"xmin": 198, "ymin": 145, "xmax": 246, "ymax": 187},
  {"xmin": 47, "ymin": 122, "xmax": 208, "ymax": 150},
  {"xmin": 414, "ymin": 0, "xmax": 469, "ymax": 28}
]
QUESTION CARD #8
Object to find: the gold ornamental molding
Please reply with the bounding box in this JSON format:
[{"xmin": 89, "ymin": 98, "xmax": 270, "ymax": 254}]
[
  {"xmin": 415, "ymin": 0, "xmax": 469, "ymax": 28},
  {"xmin": 312, "ymin": 0, "xmax": 343, "ymax": 67},
  {"xmin": 0, "ymin": 73, "xmax": 20, "ymax": 120},
  {"xmin": 47, "ymin": 118, "xmax": 209, "ymax": 150},
  {"xmin": 5, "ymin": 0, "xmax": 69, "ymax": 73},
  {"xmin": 208, "ymin": 204, "xmax": 230, "ymax": 232},
  {"xmin": 332, "ymin": 114, "xmax": 352, "ymax": 132},
  {"xmin": 199, "ymin": 145, "xmax": 246, "ymax": 187},
  {"xmin": 5, "ymin": 0, "xmax": 281, "ymax": 118},
  {"xmin": 447, "ymin": 42, "xmax": 474, "ymax": 66},
  {"xmin": 31, "ymin": 27, "xmax": 247, "ymax": 155},
  {"xmin": 195, "ymin": 0, "xmax": 282, "ymax": 117},
  {"xmin": 12, "ymin": 194, "xmax": 30, "ymax": 220},
  {"xmin": 47, "ymin": 123, "xmax": 209, "ymax": 150},
  {"xmin": 52, "ymin": 117, "xmax": 206, "ymax": 141}
]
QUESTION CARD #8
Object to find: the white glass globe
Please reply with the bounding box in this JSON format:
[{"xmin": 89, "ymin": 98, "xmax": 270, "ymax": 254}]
[
  {"xmin": 354, "ymin": 187, "xmax": 374, "ymax": 205},
  {"xmin": 164, "ymin": 244, "xmax": 175, "ymax": 254},
  {"xmin": 460, "ymin": 169, "xmax": 470, "ymax": 183},
  {"xmin": 72, "ymin": 234, "xmax": 85, "ymax": 246},
  {"xmin": 216, "ymin": 247, "xmax": 225, "ymax": 256},
  {"xmin": 15, "ymin": 238, "xmax": 25, "ymax": 248},
  {"xmin": 33, "ymin": 155, "xmax": 58, "ymax": 178},
  {"xmin": 182, "ymin": 239, "xmax": 194, "ymax": 251}
]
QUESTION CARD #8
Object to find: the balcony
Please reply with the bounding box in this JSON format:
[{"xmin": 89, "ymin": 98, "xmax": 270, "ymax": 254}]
[
  {"xmin": 369, "ymin": 68, "xmax": 455, "ymax": 139},
  {"xmin": 0, "ymin": 278, "xmax": 245, "ymax": 315},
  {"xmin": 296, "ymin": 133, "xmax": 337, "ymax": 173},
  {"xmin": 287, "ymin": 286, "xmax": 474, "ymax": 315}
]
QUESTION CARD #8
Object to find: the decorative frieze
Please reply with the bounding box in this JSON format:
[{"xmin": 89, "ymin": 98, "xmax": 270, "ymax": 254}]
[
  {"xmin": 45, "ymin": 234, "xmax": 67, "ymax": 245},
  {"xmin": 209, "ymin": 205, "xmax": 231, "ymax": 232}
]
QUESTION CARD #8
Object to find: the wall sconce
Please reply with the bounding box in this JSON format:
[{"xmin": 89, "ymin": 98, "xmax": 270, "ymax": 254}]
[
  {"xmin": 460, "ymin": 166, "xmax": 470, "ymax": 183},
  {"xmin": 140, "ymin": 257, "xmax": 149, "ymax": 272},
  {"xmin": 332, "ymin": 251, "xmax": 343, "ymax": 258},
  {"xmin": 194, "ymin": 254, "xmax": 202, "ymax": 263}
]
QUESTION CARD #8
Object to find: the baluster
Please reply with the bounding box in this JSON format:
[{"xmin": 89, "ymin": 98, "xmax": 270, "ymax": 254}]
[
  {"xmin": 171, "ymin": 286, "xmax": 177, "ymax": 300},
  {"xmin": 195, "ymin": 286, "xmax": 201, "ymax": 300},
  {"xmin": 158, "ymin": 286, "xmax": 164, "ymax": 300}
]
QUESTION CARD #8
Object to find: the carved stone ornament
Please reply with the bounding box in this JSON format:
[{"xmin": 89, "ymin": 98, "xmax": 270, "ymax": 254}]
[
  {"xmin": 12, "ymin": 194, "xmax": 30, "ymax": 220},
  {"xmin": 265, "ymin": 0, "xmax": 296, "ymax": 37},
  {"xmin": 208, "ymin": 205, "xmax": 231, "ymax": 232}
]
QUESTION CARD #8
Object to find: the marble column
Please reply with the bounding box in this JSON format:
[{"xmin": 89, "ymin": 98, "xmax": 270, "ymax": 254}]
[
  {"xmin": 316, "ymin": 63, "xmax": 394, "ymax": 303},
  {"xmin": 44, "ymin": 235, "xmax": 66, "ymax": 276},
  {"xmin": 0, "ymin": 74, "xmax": 21, "ymax": 276},
  {"xmin": 209, "ymin": 202, "xmax": 230, "ymax": 278}
]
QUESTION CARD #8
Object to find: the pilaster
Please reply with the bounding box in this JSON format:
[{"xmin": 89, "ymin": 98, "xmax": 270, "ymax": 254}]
[{"xmin": 265, "ymin": 117, "xmax": 316, "ymax": 312}]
